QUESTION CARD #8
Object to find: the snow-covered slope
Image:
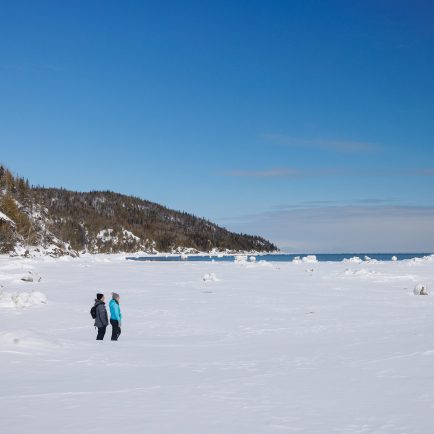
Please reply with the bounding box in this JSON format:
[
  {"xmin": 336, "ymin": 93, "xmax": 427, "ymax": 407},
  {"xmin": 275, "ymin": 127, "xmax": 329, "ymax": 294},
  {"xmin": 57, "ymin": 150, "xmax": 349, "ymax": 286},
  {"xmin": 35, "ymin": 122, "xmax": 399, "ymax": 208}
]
[
  {"xmin": 1, "ymin": 255, "xmax": 433, "ymax": 433},
  {"xmin": 0, "ymin": 210, "xmax": 15, "ymax": 226},
  {"xmin": 0, "ymin": 183, "xmax": 277, "ymax": 255}
]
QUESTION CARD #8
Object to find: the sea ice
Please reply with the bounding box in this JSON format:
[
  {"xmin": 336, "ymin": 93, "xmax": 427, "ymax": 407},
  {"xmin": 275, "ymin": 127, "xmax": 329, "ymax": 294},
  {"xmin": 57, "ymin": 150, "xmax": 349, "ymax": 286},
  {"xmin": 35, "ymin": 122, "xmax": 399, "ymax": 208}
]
[{"xmin": 0, "ymin": 254, "xmax": 433, "ymax": 434}]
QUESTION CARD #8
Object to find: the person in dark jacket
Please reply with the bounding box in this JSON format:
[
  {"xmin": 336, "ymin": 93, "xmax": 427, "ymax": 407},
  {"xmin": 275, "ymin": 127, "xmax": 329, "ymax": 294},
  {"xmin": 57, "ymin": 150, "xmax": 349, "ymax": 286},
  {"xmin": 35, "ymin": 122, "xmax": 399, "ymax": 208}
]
[
  {"xmin": 109, "ymin": 292, "xmax": 122, "ymax": 341},
  {"xmin": 94, "ymin": 293, "xmax": 109, "ymax": 340}
]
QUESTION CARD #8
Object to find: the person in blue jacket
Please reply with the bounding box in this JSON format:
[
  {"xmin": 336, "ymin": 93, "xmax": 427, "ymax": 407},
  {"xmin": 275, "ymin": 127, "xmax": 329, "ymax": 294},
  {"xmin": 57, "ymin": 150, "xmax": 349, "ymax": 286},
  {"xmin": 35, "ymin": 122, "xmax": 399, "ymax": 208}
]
[{"xmin": 109, "ymin": 292, "xmax": 122, "ymax": 341}]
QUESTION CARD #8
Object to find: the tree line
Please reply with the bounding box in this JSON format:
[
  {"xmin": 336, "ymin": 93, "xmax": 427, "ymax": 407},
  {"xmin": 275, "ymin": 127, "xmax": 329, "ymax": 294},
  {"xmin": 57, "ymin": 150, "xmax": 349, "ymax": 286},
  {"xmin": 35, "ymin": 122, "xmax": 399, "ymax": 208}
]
[{"xmin": 0, "ymin": 166, "xmax": 277, "ymax": 254}]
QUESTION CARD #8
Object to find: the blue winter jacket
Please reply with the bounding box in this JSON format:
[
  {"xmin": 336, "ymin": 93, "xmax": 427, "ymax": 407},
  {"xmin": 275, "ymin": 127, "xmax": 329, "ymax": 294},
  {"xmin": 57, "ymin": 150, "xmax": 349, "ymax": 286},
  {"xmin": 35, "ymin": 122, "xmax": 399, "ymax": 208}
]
[{"xmin": 109, "ymin": 299, "xmax": 122, "ymax": 321}]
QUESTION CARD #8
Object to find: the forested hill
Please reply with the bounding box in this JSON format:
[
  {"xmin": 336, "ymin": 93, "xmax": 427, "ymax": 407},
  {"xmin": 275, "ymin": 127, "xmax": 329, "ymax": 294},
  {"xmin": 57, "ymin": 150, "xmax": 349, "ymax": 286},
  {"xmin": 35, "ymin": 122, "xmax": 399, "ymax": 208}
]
[{"xmin": 0, "ymin": 166, "xmax": 277, "ymax": 256}]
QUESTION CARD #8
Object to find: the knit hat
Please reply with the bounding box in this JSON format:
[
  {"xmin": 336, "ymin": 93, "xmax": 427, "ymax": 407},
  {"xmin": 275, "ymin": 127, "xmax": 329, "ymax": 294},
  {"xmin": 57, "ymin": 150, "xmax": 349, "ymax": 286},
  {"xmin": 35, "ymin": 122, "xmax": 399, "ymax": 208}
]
[
  {"xmin": 96, "ymin": 293, "xmax": 104, "ymax": 300},
  {"xmin": 112, "ymin": 292, "xmax": 120, "ymax": 299}
]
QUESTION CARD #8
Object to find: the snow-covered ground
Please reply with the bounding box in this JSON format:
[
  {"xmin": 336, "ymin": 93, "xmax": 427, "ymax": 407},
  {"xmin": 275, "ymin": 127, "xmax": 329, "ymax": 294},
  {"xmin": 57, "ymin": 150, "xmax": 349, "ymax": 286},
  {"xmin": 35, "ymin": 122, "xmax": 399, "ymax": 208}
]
[{"xmin": 1, "ymin": 254, "xmax": 434, "ymax": 433}]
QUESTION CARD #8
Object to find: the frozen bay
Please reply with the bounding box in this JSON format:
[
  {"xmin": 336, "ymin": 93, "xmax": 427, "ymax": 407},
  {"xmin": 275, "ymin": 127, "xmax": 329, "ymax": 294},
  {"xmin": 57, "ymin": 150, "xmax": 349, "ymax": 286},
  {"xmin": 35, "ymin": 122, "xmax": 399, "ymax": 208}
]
[{"xmin": 1, "ymin": 254, "xmax": 434, "ymax": 433}]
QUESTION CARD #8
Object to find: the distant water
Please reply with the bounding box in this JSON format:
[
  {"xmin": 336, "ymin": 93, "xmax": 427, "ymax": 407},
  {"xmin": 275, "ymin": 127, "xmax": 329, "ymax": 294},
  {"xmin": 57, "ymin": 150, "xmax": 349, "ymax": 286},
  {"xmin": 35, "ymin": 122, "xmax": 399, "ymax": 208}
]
[{"xmin": 126, "ymin": 253, "xmax": 432, "ymax": 263}]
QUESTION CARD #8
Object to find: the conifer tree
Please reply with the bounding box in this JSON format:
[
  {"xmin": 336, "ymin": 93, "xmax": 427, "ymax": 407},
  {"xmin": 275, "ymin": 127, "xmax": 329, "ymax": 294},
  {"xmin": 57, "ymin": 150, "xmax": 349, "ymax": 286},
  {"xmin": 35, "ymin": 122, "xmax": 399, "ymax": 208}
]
[
  {"xmin": 17, "ymin": 178, "xmax": 27, "ymax": 201},
  {"xmin": 4, "ymin": 170, "xmax": 15, "ymax": 192},
  {"xmin": 0, "ymin": 165, "xmax": 5, "ymax": 187}
]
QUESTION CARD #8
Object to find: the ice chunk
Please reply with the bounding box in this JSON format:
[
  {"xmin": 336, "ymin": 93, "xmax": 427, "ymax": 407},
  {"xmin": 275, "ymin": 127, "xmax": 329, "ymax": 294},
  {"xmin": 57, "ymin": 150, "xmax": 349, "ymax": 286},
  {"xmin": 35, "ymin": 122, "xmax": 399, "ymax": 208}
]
[
  {"xmin": 302, "ymin": 255, "xmax": 318, "ymax": 263},
  {"xmin": 343, "ymin": 256, "xmax": 363, "ymax": 264},
  {"xmin": 21, "ymin": 275, "xmax": 34, "ymax": 282},
  {"xmin": 414, "ymin": 283, "xmax": 428, "ymax": 295},
  {"xmin": 203, "ymin": 273, "xmax": 218, "ymax": 282}
]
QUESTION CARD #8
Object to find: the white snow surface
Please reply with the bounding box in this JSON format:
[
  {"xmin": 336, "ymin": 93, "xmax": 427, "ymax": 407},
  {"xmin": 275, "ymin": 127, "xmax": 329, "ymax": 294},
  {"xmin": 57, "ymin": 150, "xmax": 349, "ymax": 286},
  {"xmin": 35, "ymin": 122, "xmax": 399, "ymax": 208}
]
[
  {"xmin": 96, "ymin": 228, "xmax": 141, "ymax": 245},
  {"xmin": 0, "ymin": 210, "xmax": 15, "ymax": 225},
  {"xmin": 1, "ymin": 255, "xmax": 434, "ymax": 433},
  {"xmin": 0, "ymin": 290, "xmax": 47, "ymax": 308}
]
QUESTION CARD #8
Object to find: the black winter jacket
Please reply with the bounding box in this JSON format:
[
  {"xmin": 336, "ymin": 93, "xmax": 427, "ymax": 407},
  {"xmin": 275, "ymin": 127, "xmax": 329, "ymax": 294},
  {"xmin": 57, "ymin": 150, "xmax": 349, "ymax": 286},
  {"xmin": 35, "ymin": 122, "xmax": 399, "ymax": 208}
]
[{"xmin": 94, "ymin": 300, "xmax": 108, "ymax": 328}]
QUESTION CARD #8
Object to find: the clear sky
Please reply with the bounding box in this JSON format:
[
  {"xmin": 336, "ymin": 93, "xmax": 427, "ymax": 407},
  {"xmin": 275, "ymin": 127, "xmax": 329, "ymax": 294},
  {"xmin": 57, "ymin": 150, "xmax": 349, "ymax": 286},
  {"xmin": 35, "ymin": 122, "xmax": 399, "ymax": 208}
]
[{"xmin": 1, "ymin": 1, "xmax": 433, "ymax": 252}]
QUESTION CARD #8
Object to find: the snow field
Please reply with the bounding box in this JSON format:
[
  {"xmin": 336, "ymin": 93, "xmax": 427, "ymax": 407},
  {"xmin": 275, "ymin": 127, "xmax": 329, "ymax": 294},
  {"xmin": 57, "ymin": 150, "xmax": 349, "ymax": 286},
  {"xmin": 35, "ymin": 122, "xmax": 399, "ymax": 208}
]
[{"xmin": 0, "ymin": 255, "xmax": 434, "ymax": 433}]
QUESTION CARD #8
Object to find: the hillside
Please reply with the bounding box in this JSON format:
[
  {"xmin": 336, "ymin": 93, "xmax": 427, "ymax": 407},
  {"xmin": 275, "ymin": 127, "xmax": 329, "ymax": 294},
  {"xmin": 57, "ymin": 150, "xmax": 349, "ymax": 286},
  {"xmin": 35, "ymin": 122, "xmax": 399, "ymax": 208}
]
[{"xmin": 0, "ymin": 166, "xmax": 277, "ymax": 256}]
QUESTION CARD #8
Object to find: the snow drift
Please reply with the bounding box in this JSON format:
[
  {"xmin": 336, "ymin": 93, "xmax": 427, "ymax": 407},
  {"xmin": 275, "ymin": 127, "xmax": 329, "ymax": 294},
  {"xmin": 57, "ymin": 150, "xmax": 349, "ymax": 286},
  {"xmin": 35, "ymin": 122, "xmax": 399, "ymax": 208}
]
[{"xmin": 0, "ymin": 290, "xmax": 47, "ymax": 308}]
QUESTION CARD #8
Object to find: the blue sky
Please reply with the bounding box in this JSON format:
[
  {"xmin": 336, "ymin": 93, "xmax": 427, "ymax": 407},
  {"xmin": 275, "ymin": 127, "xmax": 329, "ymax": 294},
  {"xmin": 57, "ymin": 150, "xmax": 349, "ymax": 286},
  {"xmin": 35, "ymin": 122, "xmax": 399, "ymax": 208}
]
[{"xmin": 1, "ymin": 1, "xmax": 433, "ymax": 252}]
